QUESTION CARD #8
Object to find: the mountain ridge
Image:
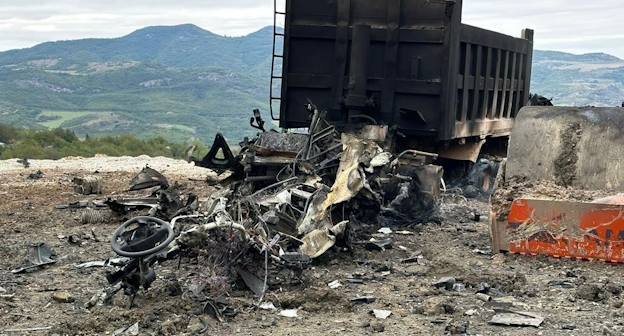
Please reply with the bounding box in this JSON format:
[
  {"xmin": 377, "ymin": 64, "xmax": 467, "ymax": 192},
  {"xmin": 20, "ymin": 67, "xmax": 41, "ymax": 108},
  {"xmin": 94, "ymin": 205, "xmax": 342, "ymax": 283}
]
[{"xmin": 0, "ymin": 24, "xmax": 622, "ymax": 142}]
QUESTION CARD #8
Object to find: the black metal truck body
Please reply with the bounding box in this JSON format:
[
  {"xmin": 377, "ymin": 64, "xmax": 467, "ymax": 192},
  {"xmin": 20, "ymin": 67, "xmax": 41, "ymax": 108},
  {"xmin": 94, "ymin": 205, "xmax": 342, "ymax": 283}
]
[{"xmin": 272, "ymin": 0, "xmax": 534, "ymax": 142}]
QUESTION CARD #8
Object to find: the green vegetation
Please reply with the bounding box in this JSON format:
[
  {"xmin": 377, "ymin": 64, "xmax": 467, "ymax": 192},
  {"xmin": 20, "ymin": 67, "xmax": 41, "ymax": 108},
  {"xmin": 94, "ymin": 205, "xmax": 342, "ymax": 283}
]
[
  {"xmin": 0, "ymin": 123, "xmax": 209, "ymax": 160},
  {"xmin": 37, "ymin": 110, "xmax": 102, "ymax": 128},
  {"xmin": 0, "ymin": 25, "xmax": 276, "ymax": 143}
]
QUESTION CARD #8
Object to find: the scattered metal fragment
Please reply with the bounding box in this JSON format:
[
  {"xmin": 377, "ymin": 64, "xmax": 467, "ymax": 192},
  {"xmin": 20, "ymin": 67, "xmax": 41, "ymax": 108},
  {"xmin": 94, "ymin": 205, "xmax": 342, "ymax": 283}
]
[
  {"xmin": 445, "ymin": 321, "xmax": 469, "ymax": 334},
  {"xmin": 80, "ymin": 208, "xmax": 108, "ymax": 224},
  {"xmin": 477, "ymin": 282, "xmax": 491, "ymax": 294},
  {"xmin": 17, "ymin": 158, "xmax": 30, "ymax": 168},
  {"xmin": 76, "ymin": 258, "xmax": 129, "ymax": 268},
  {"xmin": 194, "ymin": 133, "xmax": 242, "ymax": 173},
  {"xmin": 114, "ymin": 322, "xmax": 139, "ymax": 336},
  {"xmin": 238, "ymin": 269, "xmax": 267, "ymax": 296},
  {"xmin": 105, "ymin": 197, "xmax": 159, "ymax": 214},
  {"xmin": 432, "ymin": 277, "xmax": 456, "ymax": 290},
  {"xmin": 489, "ymin": 310, "xmax": 544, "ymax": 328},
  {"xmin": 548, "ymin": 280, "xmax": 575, "ymax": 288},
  {"xmin": 55, "ymin": 200, "xmax": 107, "ymax": 210},
  {"xmin": 3, "ymin": 326, "xmax": 52, "ymax": 332},
  {"xmin": 299, "ymin": 221, "xmax": 347, "ymax": 258},
  {"xmin": 351, "ymin": 296, "xmax": 377, "ymax": 305},
  {"xmin": 400, "ymin": 254, "xmax": 423, "ymax": 264},
  {"xmin": 452, "ymin": 283, "xmax": 466, "ymax": 292},
  {"xmin": 129, "ymin": 167, "xmax": 169, "ymax": 191},
  {"xmin": 191, "ymin": 315, "xmax": 209, "ymax": 334},
  {"xmin": 365, "ymin": 238, "xmax": 393, "ymax": 251},
  {"xmin": 476, "ymin": 293, "xmax": 492, "ymax": 302},
  {"xmin": 250, "ymin": 109, "xmax": 266, "ymax": 132},
  {"xmin": 202, "ymin": 298, "xmax": 225, "ymax": 322},
  {"xmin": 28, "ymin": 170, "xmax": 44, "ymax": 179},
  {"xmin": 346, "ymin": 277, "xmax": 369, "ymax": 284},
  {"xmin": 11, "ymin": 243, "xmax": 56, "ymax": 274},
  {"xmin": 280, "ymin": 252, "xmax": 311, "ymax": 266}
]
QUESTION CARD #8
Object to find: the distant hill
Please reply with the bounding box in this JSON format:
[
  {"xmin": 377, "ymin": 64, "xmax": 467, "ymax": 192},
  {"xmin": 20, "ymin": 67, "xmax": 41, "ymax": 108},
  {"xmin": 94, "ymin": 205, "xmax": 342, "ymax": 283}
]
[
  {"xmin": 0, "ymin": 25, "xmax": 278, "ymax": 143},
  {"xmin": 0, "ymin": 25, "xmax": 622, "ymax": 143},
  {"xmin": 532, "ymin": 50, "xmax": 624, "ymax": 107},
  {"xmin": 0, "ymin": 25, "xmax": 275, "ymax": 76}
]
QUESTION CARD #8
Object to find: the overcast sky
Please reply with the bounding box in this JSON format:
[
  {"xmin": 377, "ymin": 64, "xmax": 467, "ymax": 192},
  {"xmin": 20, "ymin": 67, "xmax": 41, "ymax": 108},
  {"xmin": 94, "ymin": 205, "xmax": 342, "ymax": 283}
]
[{"xmin": 0, "ymin": 0, "xmax": 623, "ymax": 58}]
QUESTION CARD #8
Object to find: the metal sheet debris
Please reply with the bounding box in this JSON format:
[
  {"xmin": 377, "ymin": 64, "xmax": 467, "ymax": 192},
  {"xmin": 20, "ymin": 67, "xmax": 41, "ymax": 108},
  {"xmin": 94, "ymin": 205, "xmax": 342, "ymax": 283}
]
[
  {"xmin": 489, "ymin": 310, "xmax": 544, "ymax": 328},
  {"xmin": 11, "ymin": 243, "xmax": 56, "ymax": 274},
  {"xmin": 87, "ymin": 104, "xmax": 445, "ymax": 315}
]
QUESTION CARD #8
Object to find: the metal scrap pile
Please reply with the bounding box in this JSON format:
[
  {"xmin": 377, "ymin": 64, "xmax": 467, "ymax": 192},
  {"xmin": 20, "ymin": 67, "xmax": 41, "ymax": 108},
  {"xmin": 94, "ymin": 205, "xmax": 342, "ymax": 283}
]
[
  {"xmin": 160, "ymin": 107, "xmax": 442, "ymax": 295},
  {"xmin": 98, "ymin": 106, "xmax": 444, "ymax": 309}
]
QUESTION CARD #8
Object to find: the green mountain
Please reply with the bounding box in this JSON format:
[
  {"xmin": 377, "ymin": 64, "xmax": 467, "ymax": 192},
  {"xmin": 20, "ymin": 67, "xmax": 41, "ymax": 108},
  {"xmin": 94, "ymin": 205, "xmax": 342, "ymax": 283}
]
[
  {"xmin": 0, "ymin": 25, "xmax": 278, "ymax": 143},
  {"xmin": 532, "ymin": 50, "xmax": 624, "ymax": 107},
  {"xmin": 0, "ymin": 25, "xmax": 622, "ymax": 144}
]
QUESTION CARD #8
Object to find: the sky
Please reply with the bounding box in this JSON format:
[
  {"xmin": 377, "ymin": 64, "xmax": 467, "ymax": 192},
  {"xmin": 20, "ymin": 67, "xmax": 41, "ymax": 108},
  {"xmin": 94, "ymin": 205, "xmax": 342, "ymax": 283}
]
[{"xmin": 0, "ymin": 0, "xmax": 623, "ymax": 58}]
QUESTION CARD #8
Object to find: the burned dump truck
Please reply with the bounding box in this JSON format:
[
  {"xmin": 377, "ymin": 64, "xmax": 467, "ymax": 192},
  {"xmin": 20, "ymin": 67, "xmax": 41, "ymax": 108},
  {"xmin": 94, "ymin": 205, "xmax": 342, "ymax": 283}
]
[
  {"xmin": 271, "ymin": 0, "xmax": 534, "ymax": 161},
  {"xmin": 92, "ymin": 0, "xmax": 549, "ymax": 311},
  {"xmin": 195, "ymin": 0, "xmax": 535, "ymax": 199}
]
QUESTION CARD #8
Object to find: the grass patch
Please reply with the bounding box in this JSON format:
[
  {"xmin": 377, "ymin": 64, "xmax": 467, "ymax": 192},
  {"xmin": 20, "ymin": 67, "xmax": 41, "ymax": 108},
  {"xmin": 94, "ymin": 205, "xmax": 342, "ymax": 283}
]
[{"xmin": 37, "ymin": 110, "xmax": 111, "ymax": 129}]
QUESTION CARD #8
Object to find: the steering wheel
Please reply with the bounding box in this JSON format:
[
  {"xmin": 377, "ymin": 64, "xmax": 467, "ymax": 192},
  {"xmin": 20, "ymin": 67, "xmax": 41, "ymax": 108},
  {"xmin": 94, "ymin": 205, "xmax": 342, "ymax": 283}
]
[{"xmin": 110, "ymin": 216, "xmax": 175, "ymax": 258}]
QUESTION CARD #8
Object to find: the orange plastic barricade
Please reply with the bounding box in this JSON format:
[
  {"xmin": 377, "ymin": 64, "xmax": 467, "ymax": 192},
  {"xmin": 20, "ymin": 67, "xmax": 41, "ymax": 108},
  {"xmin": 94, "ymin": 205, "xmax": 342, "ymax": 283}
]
[{"xmin": 504, "ymin": 198, "xmax": 624, "ymax": 262}]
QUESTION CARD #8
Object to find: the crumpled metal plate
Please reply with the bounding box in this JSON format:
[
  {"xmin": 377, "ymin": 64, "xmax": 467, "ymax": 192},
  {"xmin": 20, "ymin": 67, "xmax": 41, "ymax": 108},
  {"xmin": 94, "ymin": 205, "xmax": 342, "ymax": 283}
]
[{"xmin": 11, "ymin": 243, "xmax": 56, "ymax": 274}]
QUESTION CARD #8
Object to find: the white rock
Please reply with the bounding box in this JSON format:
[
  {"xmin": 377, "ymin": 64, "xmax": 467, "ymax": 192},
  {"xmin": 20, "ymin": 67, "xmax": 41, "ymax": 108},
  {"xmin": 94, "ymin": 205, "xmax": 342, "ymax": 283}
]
[
  {"xmin": 372, "ymin": 309, "xmax": 392, "ymax": 319},
  {"xmin": 279, "ymin": 309, "xmax": 299, "ymax": 318},
  {"xmin": 328, "ymin": 280, "xmax": 342, "ymax": 289},
  {"xmin": 259, "ymin": 302, "xmax": 277, "ymax": 311},
  {"xmin": 378, "ymin": 228, "xmax": 393, "ymax": 235}
]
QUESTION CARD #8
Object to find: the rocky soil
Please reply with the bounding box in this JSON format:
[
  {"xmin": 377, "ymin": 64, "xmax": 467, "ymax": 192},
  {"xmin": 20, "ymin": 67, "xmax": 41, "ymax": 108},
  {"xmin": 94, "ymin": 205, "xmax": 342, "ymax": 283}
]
[{"xmin": 1, "ymin": 157, "xmax": 623, "ymax": 336}]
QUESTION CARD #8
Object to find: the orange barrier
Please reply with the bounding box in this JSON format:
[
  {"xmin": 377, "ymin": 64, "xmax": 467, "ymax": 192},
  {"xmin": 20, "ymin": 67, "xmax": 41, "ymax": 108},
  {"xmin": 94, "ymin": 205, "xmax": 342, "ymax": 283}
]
[{"xmin": 505, "ymin": 199, "xmax": 624, "ymax": 262}]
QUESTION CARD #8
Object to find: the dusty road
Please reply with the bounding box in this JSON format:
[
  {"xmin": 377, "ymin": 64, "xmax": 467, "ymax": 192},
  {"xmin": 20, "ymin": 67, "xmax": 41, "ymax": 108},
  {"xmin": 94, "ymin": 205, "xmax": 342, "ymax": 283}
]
[{"xmin": 0, "ymin": 157, "xmax": 623, "ymax": 336}]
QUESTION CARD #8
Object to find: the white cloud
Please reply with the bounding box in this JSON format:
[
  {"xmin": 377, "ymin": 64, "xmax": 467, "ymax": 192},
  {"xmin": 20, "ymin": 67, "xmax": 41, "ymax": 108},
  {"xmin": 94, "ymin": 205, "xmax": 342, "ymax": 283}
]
[
  {"xmin": 0, "ymin": 0, "xmax": 621, "ymax": 57},
  {"xmin": 462, "ymin": 0, "xmax": 624, "ymax": 57}
]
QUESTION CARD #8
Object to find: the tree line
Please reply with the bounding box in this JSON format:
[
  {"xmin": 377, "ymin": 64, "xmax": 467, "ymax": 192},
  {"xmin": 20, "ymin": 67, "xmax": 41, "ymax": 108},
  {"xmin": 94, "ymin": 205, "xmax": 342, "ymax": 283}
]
[{"xmin": 0, "ymin": 124, "xmax": 208, "ymax": 160}]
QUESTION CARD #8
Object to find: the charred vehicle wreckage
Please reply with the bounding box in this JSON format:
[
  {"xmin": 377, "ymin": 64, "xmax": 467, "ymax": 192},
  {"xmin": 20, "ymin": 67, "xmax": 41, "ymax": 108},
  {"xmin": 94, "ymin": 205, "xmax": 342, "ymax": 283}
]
[
  {"xmin": 73, "ymin": 0, "xmax": 541, "ymax": 325},
  {"xmin": 93, "ymin": 104, "xmax": 457, "ymax": 315}
]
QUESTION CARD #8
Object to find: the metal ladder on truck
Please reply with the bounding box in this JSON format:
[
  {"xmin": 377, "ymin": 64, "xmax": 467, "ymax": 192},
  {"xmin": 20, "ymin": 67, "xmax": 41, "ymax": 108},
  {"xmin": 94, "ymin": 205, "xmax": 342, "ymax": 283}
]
[{"xmin": 270, "ymin": 0, "xmax": 285, "ymax": 121}]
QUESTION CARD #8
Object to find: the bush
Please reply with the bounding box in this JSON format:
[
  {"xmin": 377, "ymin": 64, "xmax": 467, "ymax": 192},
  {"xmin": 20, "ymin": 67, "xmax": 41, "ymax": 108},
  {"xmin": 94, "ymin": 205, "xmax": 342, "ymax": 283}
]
[{"xmin": 0, "ymin": 123, "xmax": 206, "ymax": 160}]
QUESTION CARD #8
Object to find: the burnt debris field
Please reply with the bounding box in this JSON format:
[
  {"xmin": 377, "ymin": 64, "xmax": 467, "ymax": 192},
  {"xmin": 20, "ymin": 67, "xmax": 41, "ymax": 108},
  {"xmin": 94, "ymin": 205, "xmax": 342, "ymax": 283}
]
[{"xmin": 1, "ymin": 114, "xmax": 623, "ymax": 336}]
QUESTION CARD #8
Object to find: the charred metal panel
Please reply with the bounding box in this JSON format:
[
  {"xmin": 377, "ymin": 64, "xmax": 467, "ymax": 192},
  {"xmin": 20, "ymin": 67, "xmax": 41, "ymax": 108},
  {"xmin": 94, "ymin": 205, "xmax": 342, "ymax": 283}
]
[
  {"xmin": 454, "ymin": 26, "xmax": 533, "ymax": 139},
  {"xmin": 278, "ymin": 0, "xmax": 533, "ymax": 141}
]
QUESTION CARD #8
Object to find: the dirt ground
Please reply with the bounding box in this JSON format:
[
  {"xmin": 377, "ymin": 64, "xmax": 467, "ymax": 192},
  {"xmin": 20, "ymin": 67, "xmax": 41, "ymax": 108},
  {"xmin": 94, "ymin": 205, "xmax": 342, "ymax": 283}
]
[{"xmin": 1, "ymin": 157, "xmax": 623, "ymax": 336}]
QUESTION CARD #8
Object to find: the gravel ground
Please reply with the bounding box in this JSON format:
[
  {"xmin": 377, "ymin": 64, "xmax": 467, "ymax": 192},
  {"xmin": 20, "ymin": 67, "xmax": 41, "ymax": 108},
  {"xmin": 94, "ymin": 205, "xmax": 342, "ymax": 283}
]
[
  {"xmin": 0, "ymin": 156, "xmax": 623, "ymax": 336},
  {"xmin": 0, "ymin": 155, "xmax": 215, "ymax": 180}
]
